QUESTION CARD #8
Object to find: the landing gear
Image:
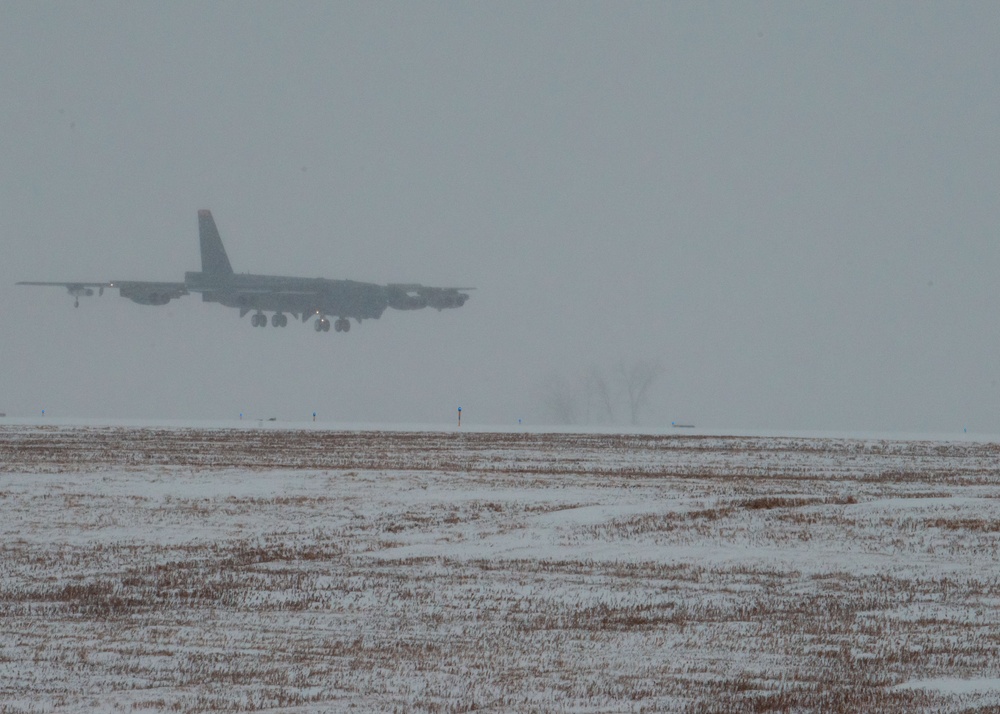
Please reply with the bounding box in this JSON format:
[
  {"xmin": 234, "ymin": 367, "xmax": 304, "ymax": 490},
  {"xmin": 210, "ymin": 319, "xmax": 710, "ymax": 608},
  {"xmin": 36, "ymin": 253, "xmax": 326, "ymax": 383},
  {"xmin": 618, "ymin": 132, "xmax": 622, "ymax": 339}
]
[
  {"xmin": 249, "ymin": 312, "xmax": 288, "ymax": 328},
  {"xmin": 312, "ymin": 315, "xmax": 352, "ymax": 333}
]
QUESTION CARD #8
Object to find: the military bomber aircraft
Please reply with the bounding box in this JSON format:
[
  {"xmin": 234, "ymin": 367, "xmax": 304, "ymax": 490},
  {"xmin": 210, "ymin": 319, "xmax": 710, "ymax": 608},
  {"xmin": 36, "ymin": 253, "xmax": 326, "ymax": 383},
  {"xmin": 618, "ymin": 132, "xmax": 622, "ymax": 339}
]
[{"xmin": 18, "ymin": 210, "xmax": 472, "ymax": 333}]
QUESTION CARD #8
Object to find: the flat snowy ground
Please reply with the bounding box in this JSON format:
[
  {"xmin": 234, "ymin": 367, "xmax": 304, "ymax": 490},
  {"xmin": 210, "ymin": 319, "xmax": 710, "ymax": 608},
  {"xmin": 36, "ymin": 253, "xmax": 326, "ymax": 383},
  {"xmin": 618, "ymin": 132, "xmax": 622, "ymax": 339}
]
[{"xmin": 2, "ymin": 426, "xmax": 1000, "ymax": 712}]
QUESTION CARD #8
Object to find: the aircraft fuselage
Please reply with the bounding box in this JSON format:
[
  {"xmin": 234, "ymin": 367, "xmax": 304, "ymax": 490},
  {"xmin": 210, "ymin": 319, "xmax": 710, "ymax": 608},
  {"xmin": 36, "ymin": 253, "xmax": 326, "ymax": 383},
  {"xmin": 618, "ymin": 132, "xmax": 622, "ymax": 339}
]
[{"xmin": 185, "ymin": 271, "xmax": 390, "ymax": 322}]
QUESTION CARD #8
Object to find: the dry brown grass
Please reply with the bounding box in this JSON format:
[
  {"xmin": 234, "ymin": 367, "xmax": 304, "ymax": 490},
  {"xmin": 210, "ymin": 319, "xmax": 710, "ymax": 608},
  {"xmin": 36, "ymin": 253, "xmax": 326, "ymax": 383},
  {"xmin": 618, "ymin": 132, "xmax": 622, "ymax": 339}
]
[{"xmin": 1, "ymin": 426, "xmax": 999, "ymax": 712}]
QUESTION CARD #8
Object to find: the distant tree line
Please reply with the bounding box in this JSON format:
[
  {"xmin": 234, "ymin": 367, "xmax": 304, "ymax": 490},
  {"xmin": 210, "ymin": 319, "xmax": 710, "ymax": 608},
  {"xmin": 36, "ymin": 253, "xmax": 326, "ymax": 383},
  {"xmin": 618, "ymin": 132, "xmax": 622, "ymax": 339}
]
[{"xmin": 540, "ymin": 359, "xmax": 663, "ymax": 426}]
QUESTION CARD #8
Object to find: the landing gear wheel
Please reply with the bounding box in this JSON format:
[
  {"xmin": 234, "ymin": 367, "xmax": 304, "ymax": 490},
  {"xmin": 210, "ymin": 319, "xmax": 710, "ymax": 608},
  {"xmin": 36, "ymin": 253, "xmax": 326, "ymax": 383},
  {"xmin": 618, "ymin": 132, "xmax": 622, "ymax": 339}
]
[
  {"xmin": 272, "ymin": 313, "xmax": 287, "ymax": 327},
  {"xmin": 315, "ymin": 317, "xmax": 331, "ymax": 332}
]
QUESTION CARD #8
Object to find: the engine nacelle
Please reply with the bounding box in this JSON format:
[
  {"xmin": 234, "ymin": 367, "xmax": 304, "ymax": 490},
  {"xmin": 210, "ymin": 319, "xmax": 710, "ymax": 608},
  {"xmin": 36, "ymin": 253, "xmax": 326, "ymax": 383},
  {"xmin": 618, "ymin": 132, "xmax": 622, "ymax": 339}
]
[
  {"xmin": 116, "ymin": 281, "xmax": 188, "ymax": 306},
  {"xmin": 122, "ymin": 291, "xmax": 172, "ymax": 306},
  {"xmin": 387, "ymin": 293, "xmax": 429, "ymax": 310},
  {"xmin": 64, "ymin": 284, "xmax": 96, "ymax": 298},
  {"xmin": 386, "ymin": 284, "xmax": 471, "ymax": 311},
  {"xmin": 426, "ymin": 291, "xmax": 468, "ymax": 310}
]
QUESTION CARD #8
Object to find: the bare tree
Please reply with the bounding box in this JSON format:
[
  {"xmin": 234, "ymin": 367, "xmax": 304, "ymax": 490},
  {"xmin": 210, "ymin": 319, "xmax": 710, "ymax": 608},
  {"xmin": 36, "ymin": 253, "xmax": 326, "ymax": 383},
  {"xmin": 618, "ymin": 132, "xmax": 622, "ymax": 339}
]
[
  {"xmin": 618, "ymin": 359, "xmax": 663, "ymax": 426},
  {"xmin": 583, "ymin": 365, "xmax": 615, "ymax": 424},
  {"xmin": 540, "ymin": 372, "xmax": 580, "ymax": 425}
]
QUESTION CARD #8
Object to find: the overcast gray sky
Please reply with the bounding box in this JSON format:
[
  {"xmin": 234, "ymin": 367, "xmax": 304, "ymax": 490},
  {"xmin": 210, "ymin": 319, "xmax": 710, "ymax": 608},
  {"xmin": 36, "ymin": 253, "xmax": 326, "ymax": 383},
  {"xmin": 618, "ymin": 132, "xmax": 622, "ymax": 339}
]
[{"xmin": 2, "ymin": 1, "xmax": 999, "ymax": 432}]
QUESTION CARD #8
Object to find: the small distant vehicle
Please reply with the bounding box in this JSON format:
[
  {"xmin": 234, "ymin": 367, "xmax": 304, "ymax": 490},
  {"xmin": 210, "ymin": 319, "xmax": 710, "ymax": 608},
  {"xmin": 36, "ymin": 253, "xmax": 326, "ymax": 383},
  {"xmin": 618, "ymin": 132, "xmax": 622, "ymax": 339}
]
[{"xmin": 18, "ymin": 210, "xmax": 473, "ymax": 333}]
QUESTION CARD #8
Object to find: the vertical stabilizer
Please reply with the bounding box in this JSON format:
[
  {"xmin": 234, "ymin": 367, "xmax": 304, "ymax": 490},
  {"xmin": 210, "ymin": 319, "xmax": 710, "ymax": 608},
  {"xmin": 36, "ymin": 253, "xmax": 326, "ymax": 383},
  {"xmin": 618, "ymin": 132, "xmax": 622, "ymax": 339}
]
[{"xmin": 198, "ymin": 209, "xmax": 234, "ymax": 275}]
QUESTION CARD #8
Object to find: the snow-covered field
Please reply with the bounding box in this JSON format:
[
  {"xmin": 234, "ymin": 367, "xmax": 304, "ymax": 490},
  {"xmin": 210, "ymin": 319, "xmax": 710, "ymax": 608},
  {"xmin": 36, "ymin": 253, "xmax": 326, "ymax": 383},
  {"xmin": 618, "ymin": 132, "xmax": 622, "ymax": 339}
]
[{"xmin": 2, "ymin": 425, "xmax": 1000, "ymax": 712}]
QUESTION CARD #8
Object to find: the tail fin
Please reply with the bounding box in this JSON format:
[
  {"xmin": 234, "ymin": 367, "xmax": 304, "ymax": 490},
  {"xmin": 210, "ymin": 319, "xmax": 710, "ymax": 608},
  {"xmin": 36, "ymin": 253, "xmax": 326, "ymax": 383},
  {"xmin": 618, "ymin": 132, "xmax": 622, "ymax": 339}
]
[{"xmin": 198, "ymin": 210, "xmax": 234, "ymax": 275}]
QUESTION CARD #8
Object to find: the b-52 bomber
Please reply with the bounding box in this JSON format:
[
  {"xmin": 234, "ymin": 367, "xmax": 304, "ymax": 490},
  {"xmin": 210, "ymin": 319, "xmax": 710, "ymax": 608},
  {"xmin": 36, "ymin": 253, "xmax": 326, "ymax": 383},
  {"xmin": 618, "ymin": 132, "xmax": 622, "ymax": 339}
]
[{"xmin": 19, "ymin": 210, "xmax": 472, "ymax": 333}]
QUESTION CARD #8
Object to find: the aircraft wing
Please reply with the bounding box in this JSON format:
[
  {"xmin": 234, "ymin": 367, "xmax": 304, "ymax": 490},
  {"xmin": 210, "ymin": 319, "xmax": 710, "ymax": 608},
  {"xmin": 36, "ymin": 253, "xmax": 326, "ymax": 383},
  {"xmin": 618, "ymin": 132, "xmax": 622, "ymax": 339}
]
[
  {"xmin": 18, "ymin": 280, "xmax": 110, "ymax": 291},
  {"xmin": 18, "ymin": 280, "xmax": 188, "ymax": 306},
  {"xmin": 17, "ymin": 281, "xmax": 112, "ymax": 303}
]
